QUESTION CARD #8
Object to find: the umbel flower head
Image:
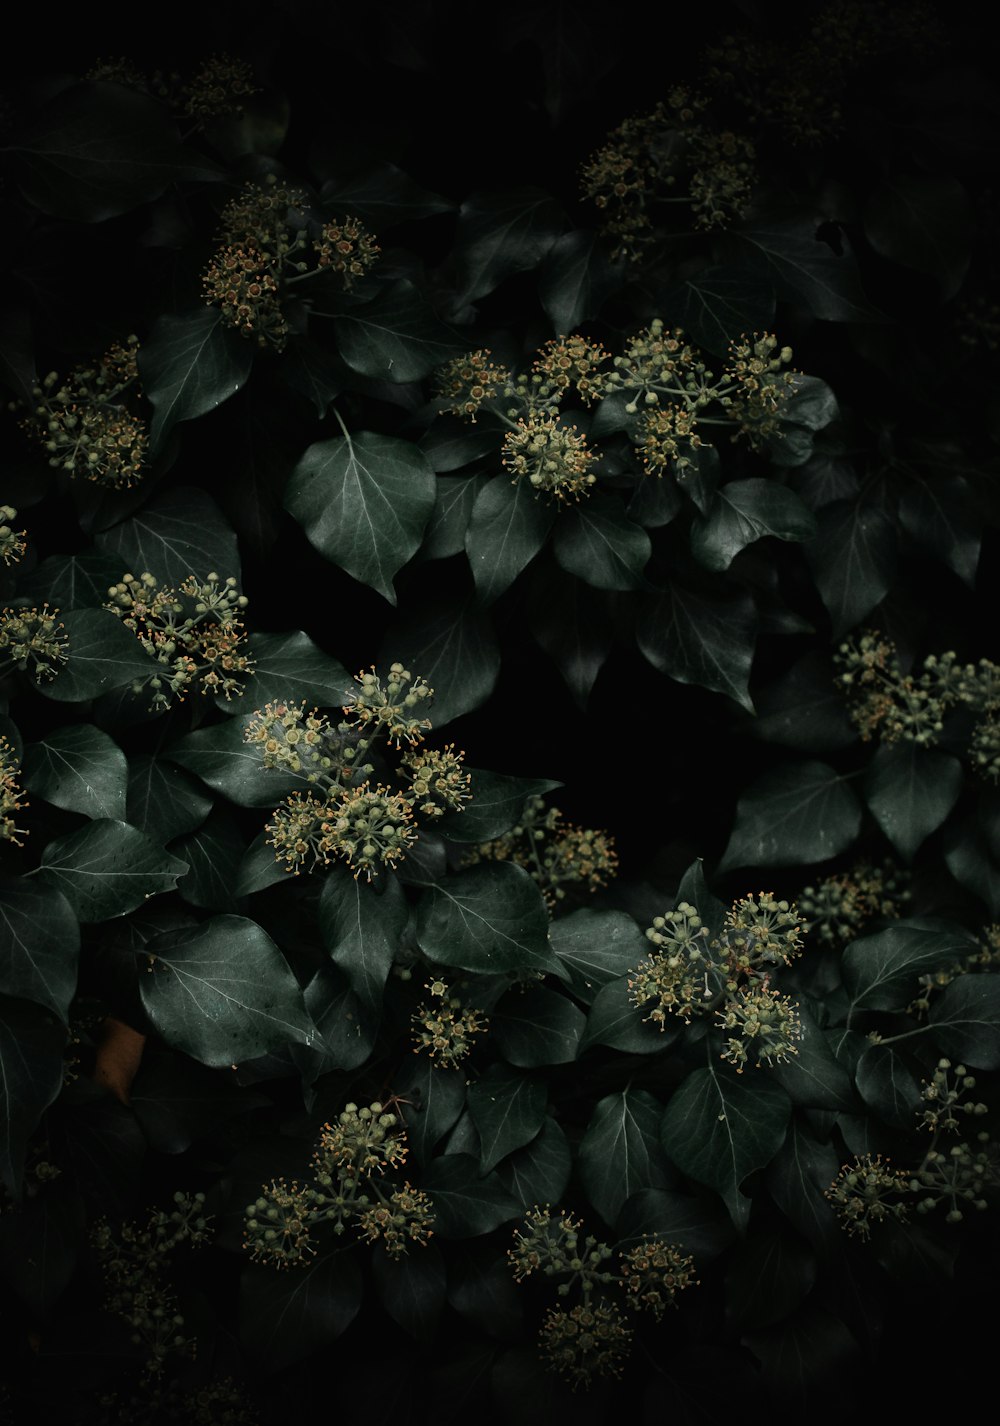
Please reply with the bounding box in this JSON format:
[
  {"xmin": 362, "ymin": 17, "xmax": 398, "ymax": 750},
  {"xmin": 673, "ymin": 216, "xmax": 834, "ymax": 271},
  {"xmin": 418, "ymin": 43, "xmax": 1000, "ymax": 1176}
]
[
  {"xmin": 825, "ymin": 1154, "xmax": 911, "ymax": 1239},
  {"xmin": 411, "ymin": 979, "xmax": 488, "ymax": 1066},
  {"xmin": 343, "ymin": 664, "xmax": 433, "ymax": 747},
  {"xmin": 0, "ymin": 507, "xmax": 26, "ymax": 566},
  {"xmin": 539, "ymin": 1302, "xmax": 633, "ymax": 1390},
  {"xmin": 0, "ymin": 736, "xmax": 27, "ymax": 845},
  {"xmin": 501, "ymin": 413, "xmax": 599, "ymax": 503},
  {"xmin": 434, "ymin": 349, "xmax": 511, "ymax": 421},
  {"xmin": 0, "ymin": 604, "xmax": 69, "ymax": 683}
]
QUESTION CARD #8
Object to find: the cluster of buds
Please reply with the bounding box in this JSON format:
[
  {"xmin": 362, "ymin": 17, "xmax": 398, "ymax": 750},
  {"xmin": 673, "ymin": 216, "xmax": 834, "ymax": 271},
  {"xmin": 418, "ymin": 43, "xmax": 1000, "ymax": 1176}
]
[
  {"xmin": 244, "ymin": 1103, "xmax": 434, "ymax": 1266},
  {"xmin": 824, "ymin": 1154, "xmax": 910, "ymax": 1239},
  {"xmin": 908, "ymin": 926, "xmax": 1000, "ymax": 1015},
  {"xmin": 628, "ymin": 892, "xmax": 806, "ymax": 1070},
  {"xmin": 247, "ymin": 666, "xmax": 469, "ymax": 880},
  {"xmin": 0, "ymin": 604, "xmax": 68, "ymax": 683},
  {"xmin": 836, "ymin": 634, "xmax": 1000, "ymax": 774},
  {"xmin": 798, "ymin": 859, "xmax": 911, "ymax": 947},
  {"xmin": 463, "ymin": 794, "xmax": 617, "ymax": 910},
  {"xmin": 104, "ymin": 571, "xmax": 253, "ymax": 710},
  {"xmin": 501, "ymin": 414, "xmax": 599, "ymax": 504},
  {"xmin": 580, "ymin": 87, "xmax": 755, "ymax": 260},
  {"xmin": 14, "ymin": 338, "xmax": 147, "ymax": 488},
  {"xmin": 0, "ymin": 507, "xmax": 26, "ymax": 566},
  {"xmin": 90, "ymin": 1191, "xmax": 212, "ymax": 1378},
  {"xmin": 508, "ymin": 1205, "xmax": 696, "ymax": 1389},
  {"xmin": 0, "ymin": 736, "xmax": 27, "ymax": 845},
  {"xmin": 202, "ymin": 178, "xmax": 380, "ymax": 349},
  {"xmin": 411, "ymin": 979, "xmax": 488, "ymax": 1066},
  {"xmin": 87, "ymin": 52, "xmax": 259, "ymax": 123}
]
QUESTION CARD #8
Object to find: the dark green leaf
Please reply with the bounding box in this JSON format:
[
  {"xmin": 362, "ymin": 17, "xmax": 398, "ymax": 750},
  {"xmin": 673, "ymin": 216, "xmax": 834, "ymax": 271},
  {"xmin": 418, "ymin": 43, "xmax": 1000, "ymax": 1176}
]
[
  {"xmin": 538, "ymin": 230, "xmax": 623, "ymax": 333},
  {"xmin": 691, "ymin": 479, "xmax": 816, "ymax": 573},
  {"xmin": 553, "ymin": 495, "xmax": 651, "ymax": 591},
  {"xmin": 898, "ymin": 473, "xmax": 980, "ymax": 587},
  {"xmin": 318, "ymin": 865, "xmax": 407, "ymax": 1009},
  {"xmin": 321, "ymin": 162, "xmax": 453, "ymax": 225},
  {"xmin": 770, "ymin": 1004, "xmax": 856, "ymax": 1111},
  {"xmin": 238, "ymin": 630, "xmax": 353, "ymax": 714},
  {"xmin": 580, "ymin": 975, "xmax": 680, "ymax": 1055},
  {"xmin": 9, "ymin": 82, "xmax": 219, "ymax": 222},
  {"xmin": 17, "ymin": 551, "xmax": 125, "ymax": 611},
  {"xmin": 770, "ymin": 376, "xmax": 840, "ymax": 468},
  {"xmin": 285, "ymin": 431, "xmax": 435, "ymax": 603},
  {"xmin": 527, "ymin": 567, "xmax": 615, "ymax": 709},
  {"xmin": 616, "ymin": 1188, "xmax": 736, "ymax": 1260},
  {"xmin": 660, "ymin": 1065, "xmax": 791, "ymax": 1230},
  {"xmin": 0, "ymin": 995, "xmax": 65, "ymax": 1199},
  {"xmin": 579, "ymin": 1089, "xmax": 672, "ymax": 1225},
  {"xmin": 491, "ymin": 985, "xmax": 584, "ymax": 1066},
  {"xmin": 465, "ymin": 477, "xmax": 554, "ymax": 604},
  {"xmin": 336, "ymin": 279, "xmax": 463, "ymax": 382},
  {"xmin": 39, "ymin": 819, "xmax": 186, "ymax": 922},
  {"xmin": 842, "ymin": 920, "xmax": 977, "ymax": 1011},
  {"xmin": 126, "ymin": 756, "xmax": 211, "ymax": 844},
  {"xmin": 172, "ymin": 807, "xmax": 245, "ymax": 913},
  {"xmin": 766, "ymin": 1120, "xmax": 841, "ymax": 1251},
  {"xmin": 417, "ymin": 1155, "xmax": 518, "ymax": 1237},
  {"xmin": 421, "ymin": 474, "xmax": 489, "ymax": 559},
  {"xmin": 383, "ymin": 598, "xmax": 499, "ymax": 726},
  {"xmin": 140, "ymin": 914, "xmax": 316, "ymax": 1068},
  {"xmin": 725, "ymin": 1226, "xmax": 816, "ymax": 1330},
  {"xmin": 855, "ymin": 1044, "xmax": 922, "ymax": 1127},
  {"xmin": 661, "ymin": 266, "xmax": 776, "ymax": 356},
  {"xmin": 239, "ymin": 1251, "xmax": 361, "ymax": 1373},
  {"xmin": 96, "ymin": 487, "xmax": 240, "ymax": 588},
  {"xmin": 806, "ymin": 501, "xmax": 897, "ymax": 639},
  {"xmin": 741, "ymin": 1307, "xmax": 863, "ymax": 1408},
  {"xmin": 943, "ymin": 814, "xmax": 1000, "ymax": 917},
  {"xmin": 436, "ymin": 768, "xmax": 561, "ymax": 844},
  {"xmin": 929, "ymin": 975, "xmax": 1000, "ymax": 1069},
  {"xmin": 131, "ymin": 1046, "xmax": 264, "ymax": 1155},
  {"xmin": 638, "ymin": 584, "xmax": 757, "ymax": 711},
  {"xmin": 397, "ymin": 1057, "xmax": 468, "ymax": 1166},
  {"xmin": 718, "ymin": 761, "xmax": 862, "ymax": 872},
  {"xmin": 468, "ymin": 1066, "xmax": 547, "ymax": 1173},
  {"xmin": 549, "ymin": 907, "xmax": 649, "ymax": 1004},
  {"xmin": 300, "ymin": 963, "xmax": 377, "ymax": 1074},
  {"xmin": 454, "ymin": 189, "xmax": 564, "ymax": 304},
  {"xmin": 627, "ymin": 471, "xmax": 682, "ymax": 528},
  {"xmin": 864, "ymin": 176, "xmax": 972, "ymax": 297},
  {"xmin": 235, "ymin": 830, "xmax": 289, "ymax": 898},
  {"xmin": 0, "ymin": 880, "xmax": 79, "ymax": 1020},
  {"xmin": 139, "ymin": 309, "xmax": 252, "ymax": 451},
  {"xmin": 372, "ymin": 1241, "xmax": 446, "ymax": 1342},
  {"xmin": 496, "ymin": 1118, "xmax": 572, "ymax": 1210},
  {"xmin": 728, "ymin": 220, "xmax": 881, "ymax": 322},
  {"xmin": 419, "ymin": 426, "xmax": 498, "ymax": 475},
  {"xmin": 39, "ymin": 608, "xmax": 152, "ymax": 703},
  {"xmin": 22, "ymin": 725, "xmax": 127, "ymax": 820},
  {"xmin": 169, "ymin": 711, "xmax": 308, "ymax": 807},
  {"xmin": 415, "ymin": 862, "xmax": 560, "ymax": 977},
  {"xmin": 279, "ymin": 338, "xmax": 342, "ymax": 417},
  {"xmin": 447, "ymin": 1245, "xmax": 524, "ymax": 1339},
  {"xmin": 748, "ymin": 652, "xmax": 857, "ymax": 753},
  {"xmin": 863, "ymin": 744, "xmax": 962, "ymax": 862}
]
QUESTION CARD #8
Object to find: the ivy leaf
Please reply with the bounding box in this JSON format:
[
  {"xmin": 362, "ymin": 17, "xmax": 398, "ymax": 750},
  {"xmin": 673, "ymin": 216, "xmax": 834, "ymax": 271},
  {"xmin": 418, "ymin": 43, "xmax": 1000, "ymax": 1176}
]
[
  {"xmin": 318, "ymin": 866, "xmax": 407, "ymax": 1010},
  {"xmin": 139, "ymin": 309, "xmax": 252, "ymax": 451},
  {"xmin": 806, "ymin": 501, "xmax": 897, "ymax": 639},
  {"xmin": 415, "ymin": 862, "xmax": 561, "ymax": 977},
  {"xmin": 842, "ymin": 920, "xmax": 978, "ymax": 1012},
  {"xmin": 769, "ymin": 1004, "xmax": 856, "ymax": 1112},
  {"xmin": 527, "ymin": 567, "xmax": 615, "ymax": 709},
  {"xmin": 8, "ymin": 82, "xmax": 219, "ymax": 222},
  {"xmin": 279, "ymin": 338, "xmax": 342, "ymax": 418},
  {"xmin": 691, "ymin": 480, "xmax": 816, "ymax": 573},
  {"xmin": 496, "ymin": 1117, "xmax": 572, "ymax": 1211},
  {"xmin": 172, "ymin": 808, "xmax": 245, "ymax": 914},
  {"xmin": 38, "ymin": 608, "xmax": 152, "ymax": 703},
  {"xmin": 335, "ymin": 279, "xmax": 463, "ymax": 382},
  {"xmin": 39, "ymin": 820, "xmax": 187, "ymax": 922},
  {"xmin": 126, "ymin": 756, "xmax": 212, "ymax": 844},
  {"xmin": 371, "ymin": 1241, "xmax": 446, "ymax": 1343},
  {"xmin": 491, "ymin": 985, "xmax": 584, "ymax": 1067},
  {"xmin": 660, "ymin": 1066, "xmax": 791, "ymax": 1231},
  {"xmin": 235, "ymin": 831, "xmax": 289, "ymax": 898},
  {"xmin": 943, "ymin": 814, "xmax": 1000, "ymax": 917},
  {"xmin": 616, "ymin": 1188, "xmax": 736, "ymax": 1260},
  {"xmin": 553, "ymin": 496, "xmax": 651, "ymax": 591},
  {"xmin": 239, "ymin": 1251, "xmax": 361, "ymax": 1374},
  {"xmin": 929, "ymin": 975, "xmax": 1000, "ymax": 1069},
  {"xmin": 436, "ymin": 769, "xmax": 561, "ymax": 844},
  {"xmin": 578, "ymin": 1089, "xmax": 672, "ymax": 1226},
  {"xmin": 0, "ymin": 880, "xmax": 79, "ymax": 1020},
  {"xmin": 397, "ymin": 1058, "xmax": 468, "ymax": 1166},
  {"xmin": 728, "ymin": 219, "xmax": 881, "ymax": 323},
  {"xmin": 855, "ymin": 1044, "xmax": 922, "ymax": 1128},
  {"xmin": 96, "ymin": 487, "xmax": 240, "ymax": 588},
  {"xmin": 718, "ymin": 761, "xmax": 862, "ymax": 872},
  {"xmin": 420, "ymin": 474, "xmax": 489, "ymax": 559},
  {"xmin": 898, "ymin": 472, "xmax": 980, "ymax": 588},
  {"xmin": 383, "ymin": 597, "xmax": 500, "ymax": 726},
  {"xmin": 637, "ymin": 584, "xmax": 757, "ymax": 712},
  {"xmin": 169, "ymin": 712, "xmax": 308, "ymax": 807},
  {"xmin": 863, "ymin": 744, "xmax": 963, "ymax": 862},
  {"xmin": 468, "ymin": 1066, "xmax": 548, "ymax": 1173},
  {"xmin": 748, "ymin": 652, "xmax": 858, "ymax": 753},
  {"xmin": 724, "ymin": 1226, "xmax": 817, "ymax": 1331},
  {"xmin": 238, "ymin": 631, "xmax": 354, "ymax": 712},
  {"xmin": 465, "ymin": 478, "xmax": 554, "ymax": 605},
  {"xmin": 537, "ymin": 231, "xmax": 624, "ymax": 334},
  {"xmin": 549, "ymin": 907, "xmax": 649, "ymax": 1004},
  {"xmin": 419, "ymin": 426, "xmax": 498, "ymax": 475},
  {"xmin": 864, "ymin": 176, "xmax": 972, "ymax": 298},
  {"xmin": 766, "ymin": 1121, "xmax": 841, "ymax": 1252},
  {"xmin": 139, "ymin": 915, "xmax": 316, "ymax": 1068},
  {"xmin": 661, "ymin": 266, "xmax": 776, "ymax": 357},
  {"xmin": 22, "ymin": 725, "xmax": 127, "ymax": 820},
  {"xmin": 17, "ymin": 551, "xmax": 125, "ymax": 612},
  {"xmin": 454, "ymin": 189, "xmax": 564, "ymax": 304},
  {"xmin": 580, "ymin": 976, "xmax": 680, "ymax": 1056},
  {"xmin": 417, "ymin": 1155, "xmax": 519, "ymax": 1237},
  {"xmin": 447, "ymin": 1245, "xmax": 524, "ymax": 1340},
  {"xmin": 0, "ymin": 996, "xmax": 66, "ymax": 1200},
  {"xmin": 285, "ymin": 431, "xmax": 435, "ymax": 603},
  {"xmin": 299, "ymin": 964, "xmax": 377, "ymax": 1075},
  {"xmin": 769, "ymin": 377, "xmax": 840, "ymax": 468},
  {"xmin": 131, "ymin": 1047, "xmax": 265, "ymax": 1155},
  {"xmin": 320, "ymin": 162, "xmax": 453, "ymax": 225}
]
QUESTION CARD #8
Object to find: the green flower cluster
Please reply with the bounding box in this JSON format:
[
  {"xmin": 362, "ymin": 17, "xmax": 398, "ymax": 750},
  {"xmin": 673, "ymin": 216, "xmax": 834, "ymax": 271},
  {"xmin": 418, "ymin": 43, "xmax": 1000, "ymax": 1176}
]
[
  {"xmin": 411, "ymin": 978, "xmax": 488, "ymax": 1066},
  {"xmin": 0, "ymin": 603, "xmax": 68, "ymax": 683},
  {"xmin": 0, "ymin": 507, "xmax": 26, "ymax": 566},
  {"xmin": 0, "ymin": 736, "xmax": 26, "ymax": 845},
  {"xmin": 462, "ymin": 793, "xmax": 617, "ymax": 910},
  {"xmin": 798, "ymin": 859, "xmax": 911, "ymax": 946}
]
